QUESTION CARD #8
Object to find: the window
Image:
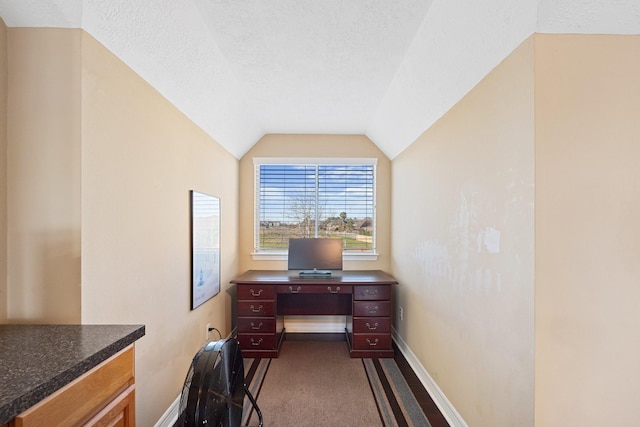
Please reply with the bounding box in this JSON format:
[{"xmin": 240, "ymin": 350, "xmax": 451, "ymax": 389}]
[{"xmin": 254, "ymin": 158, "xmax": 376, "ymax": 256}]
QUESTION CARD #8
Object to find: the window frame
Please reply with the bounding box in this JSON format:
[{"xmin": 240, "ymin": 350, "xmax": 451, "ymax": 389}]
[{"xmin": 251, "ymin": 157, "xmax": 379, "ymax": 261}]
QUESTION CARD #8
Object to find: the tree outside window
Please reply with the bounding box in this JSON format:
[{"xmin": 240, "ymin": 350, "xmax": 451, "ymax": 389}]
[{"xmin": 255, "ymin": 159, "xmax": 376, "ymax": 253}]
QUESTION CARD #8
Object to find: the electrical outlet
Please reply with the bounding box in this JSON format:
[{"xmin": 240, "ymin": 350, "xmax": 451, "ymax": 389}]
[
  {"xmin": 205, "ymin": 323, "xmax": 211, "ymax": 340},
  {"xmin": 399, "ymin": 307, "xmax": 404, "ymax": 321}
]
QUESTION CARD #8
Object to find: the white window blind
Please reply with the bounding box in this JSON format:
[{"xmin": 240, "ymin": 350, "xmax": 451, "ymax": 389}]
[{"xmin": 254, "ymin": 159, "xmax": 376, "ymax": 253}]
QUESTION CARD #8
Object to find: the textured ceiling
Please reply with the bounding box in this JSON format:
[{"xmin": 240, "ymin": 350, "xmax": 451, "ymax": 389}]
[{"xmin": 0, "ymin": 0, "xmax": 638, "ymax": 159}]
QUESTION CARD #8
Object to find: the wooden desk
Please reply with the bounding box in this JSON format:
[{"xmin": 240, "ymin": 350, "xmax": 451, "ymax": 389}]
[{"xmin": 231, "ymin": 270, "xmax": 398, "ymax": 358}]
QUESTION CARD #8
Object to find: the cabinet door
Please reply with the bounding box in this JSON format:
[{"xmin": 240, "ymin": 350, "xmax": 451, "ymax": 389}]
[
  {"xmin": 353, "ymin": 285, "xmax": 390, "ymax": 301},
  {"xmin": 13, "ymin": 347, "xmax": 134, "ymax": 427},
  {"xmin": 276, "ymin": 285, "xmax": 352, "ymax": 294},
  {"xmin": 84, "ymin": 385, "xmax": 135, "ymax": 427},
  {"xmin": 237, "ymin": 318, "xmax": 276, "ymax": 333},
  {"xmin": 237, "ymin": 301, "xmax": 276, "ymax": 317},
  {"xmin": 351, "ymin": 334, "xmax": 392, "ymax": 350},
  {"xmin": 237, "ymin": 334, "xmax": 278, "ymax": 351},
  {"xmin": 353, "ymin": 301, "xmax": 391, "ymax": 317},
  {"xmin": 352, "ymin": 317, "xmax": 390, "ymax": 333},
  {"xmin": 237, "ymin": 284, "xmax": 276, "ymax": 300}
]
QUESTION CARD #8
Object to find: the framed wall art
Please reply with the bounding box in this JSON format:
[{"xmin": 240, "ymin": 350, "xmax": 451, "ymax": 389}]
[{"xmin": 190, "ymin": 190, "xmax": 220, "ymax": 309}]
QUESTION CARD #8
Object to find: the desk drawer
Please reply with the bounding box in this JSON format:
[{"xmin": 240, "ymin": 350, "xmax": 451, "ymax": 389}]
[
  {"xmin": 237, "ymin": 301, "xmax": 276, "ymax": 317},
  {"xmin": 352, "ymin": 334, "xmax": 392, "ymax": 350},
  {"xmin": 237, "ymin": 333, "xmax": 277, "ymax": 350},
  {"xmin": 353, "ymin": 301, "xmax": 391, "ymax": 317},
  {"xmin": 277, "ymin": 284, "xmax": 352, "ymax": 294},
  {"xmin": 237, "ymin": 284, "xmax": 276, "ymax": 300},
  {"xmin": 354, "ymin": 285, "xmax": 390, "ymax": 301},
  {"xmin": 278, "ymin": 285, "xmax": 353, "ymax": 294},
  {"xmin": 353, "ymin": 317, "xmax": 390, "ymax": 333},
  {"xmin": 237, "ymin": 318, "xmax": 276, "ymax": 333}
]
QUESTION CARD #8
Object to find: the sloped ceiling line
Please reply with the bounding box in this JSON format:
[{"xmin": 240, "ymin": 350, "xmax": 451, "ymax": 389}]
[{"xmin": 0, "ymin": 0, "xmax": 638, "ymax": 159}]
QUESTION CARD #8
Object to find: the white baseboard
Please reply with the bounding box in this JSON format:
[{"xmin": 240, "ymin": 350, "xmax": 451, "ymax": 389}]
[
  {"xmin": 154, "ymin": 394, "xmax": 180, "ymax": 427},
  {"xmin": 392, "ymin": 329, "xmax": 468, "ymax": 427}
]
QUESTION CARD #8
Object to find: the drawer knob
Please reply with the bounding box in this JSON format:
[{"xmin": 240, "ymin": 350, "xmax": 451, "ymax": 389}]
[
  {"xmin": 366, "ymin": 338, "xmax": 380, "ymax": 347},
  {"xmin": 327, "ymin": 286, "xmax": 341, "ymax": 294},
  {"xmin": 365, "ymin": 322, "xmax": 379, "ymax": 331},
  {"xmin": 366, "ymin": 305, "xmax": 379, "ymax": 315},
  {"xmin": 250, "ymin": 321, "xmax": 264, "ymax": 330},
  {"xmin": 289, "ymin": 286, "xmax": 301, "ymax": 294},
  {"xmin": 250, "ymin": 304, "xmax": 264, "ymax": 313},
  {"xmin": 250, "ymin": 338, "xmax": 264, "ymax": 346},
  {"xmin": 365, "ymin": 289, "xmax": 379, "ymax": 296},
  {"xmin": 250, "ymin": 288, "xmax": 263, "ymax": 297}
]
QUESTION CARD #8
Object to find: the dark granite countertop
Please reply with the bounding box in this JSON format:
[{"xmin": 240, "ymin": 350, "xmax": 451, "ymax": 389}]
[{"xmin": 0, "ymin": 324, "xmax": 145, "ymax": 424}]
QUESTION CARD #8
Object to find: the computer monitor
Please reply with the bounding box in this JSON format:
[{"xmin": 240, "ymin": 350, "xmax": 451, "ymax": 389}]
[{"xmin": 287, "ymin": 238, "xmax": 343, "ymax": 274}]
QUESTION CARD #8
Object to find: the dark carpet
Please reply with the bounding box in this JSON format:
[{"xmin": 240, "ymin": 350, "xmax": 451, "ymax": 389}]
[{"xmin": 242, "ymin": 340, "xmax": 431, "ymax": 427}]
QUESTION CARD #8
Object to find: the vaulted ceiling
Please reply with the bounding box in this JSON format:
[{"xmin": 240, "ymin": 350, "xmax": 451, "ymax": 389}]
[{"xmin": 0, "ymin": 1, "xmax": 637, "ymax": 159}]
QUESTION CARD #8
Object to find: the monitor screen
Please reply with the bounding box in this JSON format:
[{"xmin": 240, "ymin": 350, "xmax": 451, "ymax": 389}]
[{"xmin": 287, "ymin": 238, "xmax": 343, "ymax": 271}]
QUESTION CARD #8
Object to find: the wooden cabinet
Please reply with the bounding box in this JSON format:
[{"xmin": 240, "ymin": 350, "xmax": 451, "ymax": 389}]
[
  {"xmin": 232, "ymin": 270, "xmax": 397, "ymax": 359},
  {"xmin": 10, "ymin": 346, "xmax": 136, "ymax": 427},
  {"xmin": 350, "ymin": 285, "xmax": 394, "ymax": 358},
  {"xmin": 236, "ymin": 284, "xmax": 284, "ymax": 358},
  {"xmin": 84, "ymin": 384, "xmax": 134, "ymax": 427}
]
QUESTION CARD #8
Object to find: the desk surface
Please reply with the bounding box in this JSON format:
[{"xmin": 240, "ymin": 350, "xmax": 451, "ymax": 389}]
[{"xmin": 231, "ymin": 269, "xmax": 398, "ymax": 285}]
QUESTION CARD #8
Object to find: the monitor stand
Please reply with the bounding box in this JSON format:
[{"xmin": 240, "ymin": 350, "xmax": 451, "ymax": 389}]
[{"xmin": 298, "ymin": 269, "xmax": 332, "ymax": 278}]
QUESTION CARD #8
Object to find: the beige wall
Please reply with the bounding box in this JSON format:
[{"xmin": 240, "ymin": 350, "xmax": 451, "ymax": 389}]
[
  {"xmin": 6, "ymin": 28, "xmax": 82, "ymax": 323},
  {"xmin": 392, "ymin": 37, "xmax": 536, "ymax": 426},
  {"xmin": 4, "ymin": 28, "xmax": 239, "ymax": 426},
  {"xmin": 392, "ymin": 33, "xmax": 640, "ymax": 427},
  {"xmin": 0, "ymin": 18, "xmax": 6, "ymax": 322},
  {"xmin": 534, "ymin": 34, "xmax": 640, "ymax": 427},
  {"xmin": 238, "ymin": 134, "xmax": 391, "ymax": 333},
  {"xmin": 4, "ymin": 23, "xmax": 638, "ymax": 427},
  {"xmin": 238, "ymin": 133, "xmax": 391, "ymax": 272},
  {"xmin": 79, "ymin": 33, "xmax": 239, "ymax": 427}
]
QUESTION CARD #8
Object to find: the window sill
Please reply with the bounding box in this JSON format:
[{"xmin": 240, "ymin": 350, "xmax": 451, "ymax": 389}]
[{"xmin": 250, "ymin": 252, "xmax": 379, "ymax": 262}]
